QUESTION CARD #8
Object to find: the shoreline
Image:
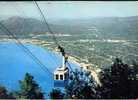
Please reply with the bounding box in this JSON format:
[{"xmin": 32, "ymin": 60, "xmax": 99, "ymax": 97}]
[{"xmin": 0, "ymin": 38, "xmax": 101, "ymax": 86}]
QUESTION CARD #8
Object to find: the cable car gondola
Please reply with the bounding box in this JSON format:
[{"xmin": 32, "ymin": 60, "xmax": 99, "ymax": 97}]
[{"xmin": 54, "ymin": 46, "xmax": 69, "ymax": 87}]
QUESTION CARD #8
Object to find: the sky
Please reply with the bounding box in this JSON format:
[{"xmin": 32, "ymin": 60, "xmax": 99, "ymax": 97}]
[{"xmin": 0, "ymin": 1, "xmax": 138, "ymax": 20}]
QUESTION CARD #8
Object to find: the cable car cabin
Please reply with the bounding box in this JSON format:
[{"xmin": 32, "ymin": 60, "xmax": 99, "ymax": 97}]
[
  {"xmin": 54, "ymin": 66, "xmax": 69, "ymax": 87},
  {"xmin": 54, "ymin": 51, "xmax": 69, "ymax": 87}
]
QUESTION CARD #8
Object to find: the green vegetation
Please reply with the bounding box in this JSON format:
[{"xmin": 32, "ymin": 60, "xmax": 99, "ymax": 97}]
[
  {"xmin": 0, "ymin": 86, "xmax": 14, "ymax": 99},
  {"xmin": 0, "ymin": 58, "xmax": 138, "ymax": 99},
  {"xmin": 65, "ymin": 69, "xmax": 97, "ymax": 99},
  {"xmin": 64, "ymin": 58, "xmax": 138, "ymax": 99},
  {"xmin": 1, "ymin": 15, "xmax": 138, "ymax": 99},
  {"xmin": 0, "ymin": 73, "xmax": 44, "ymax": 99},
  {"xmin": 50, "ymin": 88, "xmax": 64, "ymax": 99},
  {"xmin": 15, "ymin": 73, "xmax": 44, "ymax": 99},
  {"xmin": 1, "ymin": 16, "xmax": 138, "ymax": 68},
  {"xmin": 98, "ymin": 58, "xmax": 130, "ymax": 98}
]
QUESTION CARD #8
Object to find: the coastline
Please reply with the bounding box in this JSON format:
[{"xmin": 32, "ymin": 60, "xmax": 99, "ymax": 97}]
[{"xmin": 0, "ymin": 38, "xmax": 101, "ymax": 86}]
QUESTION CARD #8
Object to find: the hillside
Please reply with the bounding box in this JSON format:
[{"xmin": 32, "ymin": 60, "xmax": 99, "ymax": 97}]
[
  {"xmin": 0, "ymin": 16, "xmax": 138, "ymax": 40},
  {"xmin": 0, "ymin": 16, "xmax": 138, "ymax": 68}
]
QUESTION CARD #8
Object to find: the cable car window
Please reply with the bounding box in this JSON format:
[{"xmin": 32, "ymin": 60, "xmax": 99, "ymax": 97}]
[
  {"xmin": 56, "ymin": 74, "xmax": 58, "ymax": 80},
  {"xmin": 60, "ymin": 75, "xmax": 63, "ymax": 80}
]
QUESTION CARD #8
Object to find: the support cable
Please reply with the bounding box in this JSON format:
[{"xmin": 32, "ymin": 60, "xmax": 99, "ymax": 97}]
[
  {"xmin": 0, "ymin": 22, "xmax": 53, "ymax": 76},
  {"xmin": 11, "ymin": 3, "xmax": 59, "ymax": 68},
  {"xmin": 33, "ymin": 1, "xmax": 74, "ymax": 71}
]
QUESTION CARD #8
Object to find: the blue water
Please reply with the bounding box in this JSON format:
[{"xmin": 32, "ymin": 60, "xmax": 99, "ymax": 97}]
[{"xmin": 0, "ymin": 42, "xmax": 79, "ymax": 97}]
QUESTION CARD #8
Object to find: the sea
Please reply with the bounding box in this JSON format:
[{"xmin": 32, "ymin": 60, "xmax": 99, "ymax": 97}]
[{"xmin": 0, "ymin": 42, "xmax": 79, "ymax": 98}]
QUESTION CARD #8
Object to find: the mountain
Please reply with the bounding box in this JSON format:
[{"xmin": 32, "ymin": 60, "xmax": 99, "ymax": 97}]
[
  {"xmin": 0, "ymin": 16, "xmax": 138, "ymax": 39},
  {"xmin": 51, "ymin": 16, "xmax": 138, "ymax": 39},
  {"xmin": 0, "ymin": 16, "xmax": 48, "ymax": 35}
]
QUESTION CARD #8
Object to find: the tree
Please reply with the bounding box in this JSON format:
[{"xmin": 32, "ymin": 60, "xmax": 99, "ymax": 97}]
[
  {"xmin": 99, "ymin": 58, "xmax": 130, "ymax": 99},
  {"xmin": 50, "ymin": 88, "xmax": 64, "ymax": 99},
  {"xmin": 0, "ymin": 85, "xmax": 14, "ymax": 99},
  {"xmin": 97, "ymin": 68, "xmax": 111, "ymax": 98},
  {"xmin": 128, "ymin": 61, "xmax": 138, "ymax": 98},
  {"xmin": 65, "ymin": 69, "xmax": 97, "ymax": 99},
  {"xmin": 15, "ymin": 73, "xmax": 44, "ymax": 99},
  {"xmin": 110, "ymin": 58, "xmax": 129, "ymax": 98}
]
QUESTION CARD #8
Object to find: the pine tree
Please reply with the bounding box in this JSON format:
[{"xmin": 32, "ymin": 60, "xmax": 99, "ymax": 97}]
[
  {"xmin": 110, "ymin": 58, "xmax": 129, "ymax": 98},
  {"xmin": 0, "ymin": 85, "xmax": 14, "ymax": 99},
  {"xmin": 99, "ymin": 58, "xmax": 130, "ymax": 99},
  {"xmin": 16, "ymin": 73, "xmax": 44, "ymax": 99},
  {"xmin": 129, "ymin": 61, "xmax": 138, "ymax": 98},
  {"xmin": 98, "ymin": 68, "xmax": 111, "ymax": 98}
]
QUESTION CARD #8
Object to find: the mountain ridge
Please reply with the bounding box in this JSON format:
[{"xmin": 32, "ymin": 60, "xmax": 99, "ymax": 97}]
[{"xmin": 0, "ymin": 16, "xmax": 138, "ymax": 39}]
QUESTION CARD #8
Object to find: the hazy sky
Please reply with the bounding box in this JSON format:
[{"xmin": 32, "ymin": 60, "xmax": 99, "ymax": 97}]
[{"xmin": 0, "ymin": 1, "xmax": 138, "ymax": 20}]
